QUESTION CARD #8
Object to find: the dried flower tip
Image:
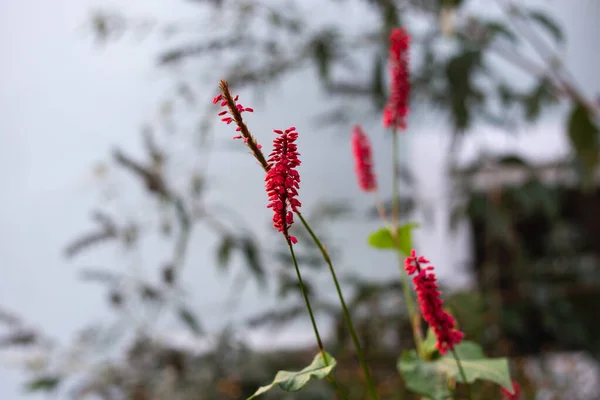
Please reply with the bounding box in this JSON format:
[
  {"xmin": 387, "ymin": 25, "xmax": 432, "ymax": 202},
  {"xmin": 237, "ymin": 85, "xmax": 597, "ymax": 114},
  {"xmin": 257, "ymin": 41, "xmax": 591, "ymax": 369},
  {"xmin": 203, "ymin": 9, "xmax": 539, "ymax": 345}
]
[
  {"xmin": 405, "ymin": 250, "xmax": 464, "ymax": 354},
  {"xmin": 384, "ymin": 27, "xmax": 411, "ymax": 130},
  {"xmin": 351, "ymin": 125, "xmax": 377, "ymax": 192},
  {"xmin": 214, "ymin": 79, "xmax": 269, "ymax": 171},
  {"xmin": 265, "ymin": 127, "xmax": 301, "ymax": 244}
]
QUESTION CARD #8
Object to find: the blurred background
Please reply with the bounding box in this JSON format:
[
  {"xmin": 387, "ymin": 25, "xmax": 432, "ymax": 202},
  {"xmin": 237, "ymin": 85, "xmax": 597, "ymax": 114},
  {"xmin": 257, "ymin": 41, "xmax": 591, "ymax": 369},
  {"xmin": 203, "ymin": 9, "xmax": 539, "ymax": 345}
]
[{"xmin": 1, "ymin": 0, "xmax": 599, "ymax": 398}]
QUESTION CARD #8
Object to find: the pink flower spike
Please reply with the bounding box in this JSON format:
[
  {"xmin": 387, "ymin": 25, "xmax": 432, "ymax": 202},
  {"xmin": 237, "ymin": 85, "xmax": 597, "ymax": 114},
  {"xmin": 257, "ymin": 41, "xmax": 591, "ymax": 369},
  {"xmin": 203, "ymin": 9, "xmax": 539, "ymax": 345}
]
[
  {"xmin": 351, "ymin": 125, "xmax": 377, "ymax": 192},
  {"xmin": 405, "ymin": 250, "xmax": 464, "ymax": 354},
  {"xmin": 265, "ymin": 127, "xmax": 302, "ymax": 244},
  {"xmin": 384, "ymin": 27, "xmax": 411, "ymax": 131}
]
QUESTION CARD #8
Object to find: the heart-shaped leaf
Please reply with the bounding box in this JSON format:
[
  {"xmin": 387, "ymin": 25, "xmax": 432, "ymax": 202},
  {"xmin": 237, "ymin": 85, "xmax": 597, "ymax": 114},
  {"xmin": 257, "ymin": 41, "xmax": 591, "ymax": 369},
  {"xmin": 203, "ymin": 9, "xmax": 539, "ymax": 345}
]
[
  {"xmin": 367, "ymin": 223, "xmax": 419, "ymax": 255},
  {"xmin": 437, "ymin": 341, "xmax": 513, "ymax": 394},
  {"xmin": 247, "ymin": 352, "xmax": 336, "ymax": 399},
  {"xmin": 398, "ymin": 350, "xmax": 452, "ymax": 400},
  {"xmin": 399, "ymin": 341, "xmax": 515, "ymax": 397}
]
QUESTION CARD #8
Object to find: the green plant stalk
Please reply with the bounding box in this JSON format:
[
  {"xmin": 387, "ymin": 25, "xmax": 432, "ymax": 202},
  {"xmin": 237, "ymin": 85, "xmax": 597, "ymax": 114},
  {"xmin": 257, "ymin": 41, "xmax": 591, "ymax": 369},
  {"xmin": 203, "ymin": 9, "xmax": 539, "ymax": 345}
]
[
  {"xmin": 390, "ymin": 129, "xmax": 424, "ymax": 357},
  {"xmin": 286, "ymin": 238, "xmax": 348, "ymax": 400},
  {"xmin": 450, "ymin": 348, "xmax": 473, "ymax": 400},
  {"xmin": 297, "ymin": 212, "xmax": 379, "ymax": 400}
]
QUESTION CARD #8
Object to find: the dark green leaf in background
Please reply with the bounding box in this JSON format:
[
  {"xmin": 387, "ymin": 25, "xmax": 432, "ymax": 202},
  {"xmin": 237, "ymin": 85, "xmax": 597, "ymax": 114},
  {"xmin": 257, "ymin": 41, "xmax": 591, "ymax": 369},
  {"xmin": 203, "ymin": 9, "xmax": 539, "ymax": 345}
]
[
  {"xmin": 24, "ymin": 376, "xmax": 61, "ymax": 392},
  {"xmin": 528, "ymin": 11, "xmax": 564, "ymax": 43},
  {"xmin": 567, "ymin": 103, "xmax": 599, "ymax": 188},
  {"xmin": 178, "ymin": 307, "xmax": 204, "ymax": 335},
  {"xmin": 217, "ymin": 235, "xmax": 236, "ymax": 269}
]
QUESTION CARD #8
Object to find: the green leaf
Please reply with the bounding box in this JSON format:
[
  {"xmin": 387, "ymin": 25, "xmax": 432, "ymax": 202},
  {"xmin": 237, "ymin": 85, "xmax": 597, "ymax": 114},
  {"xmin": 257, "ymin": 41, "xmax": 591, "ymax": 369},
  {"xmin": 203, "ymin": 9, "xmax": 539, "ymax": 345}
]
[
  {"xmin": 437, "ymin": 351, "xmax": 512, "ymax": 393},
  {"xmin": 178, "ymin": 307, "xmax": 204, "ymax": 335},
  {"xmin": 422, "ymin": 327, "xmax": 438, "ymax": 358},
  {"xmin": 451, "ymin": 340, "xmax": 486, "ymax": 359},
  {"xmin": 398, "ymin": 350, "xmax": 452, "ymax": 400},
  {"xmin": 401, "ymin": 340, "xmax": 514, "ymax": 396},
  {"xmin": 217, "ymin": 235, "xmax": 235, "ymax": 269},
  {"xmin": 528, "ymin": 11, "xmax": 564, "ymax": 43},
  {"xmin": 25, "ymin": 376, "xmax": 61, "ymax": 392},
  {"xmin": 248, "ymin": 352, "xmax": 336, "ymax": 399},
  {"xmin": 567, "ymin": 103, "xmax": 599, "ymax": 187},
  {"xmin": 367, "ymin": 223, "xmax": 419, "ymax": 255}
]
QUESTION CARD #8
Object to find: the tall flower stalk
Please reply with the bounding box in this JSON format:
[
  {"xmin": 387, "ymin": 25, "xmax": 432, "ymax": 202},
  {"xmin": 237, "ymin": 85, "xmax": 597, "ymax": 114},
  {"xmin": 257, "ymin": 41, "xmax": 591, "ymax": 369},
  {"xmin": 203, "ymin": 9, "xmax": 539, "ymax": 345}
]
[
  {"xmin": 380, "ymin": 27, "xmax": 425, "ymax": 355},
  {"xmin": 214, "ymin": 84, "xmax": 375, "ymax": 399},
  {"xmin": 405, "ymin": 250, "xmax": 472, "ymax": 400}
]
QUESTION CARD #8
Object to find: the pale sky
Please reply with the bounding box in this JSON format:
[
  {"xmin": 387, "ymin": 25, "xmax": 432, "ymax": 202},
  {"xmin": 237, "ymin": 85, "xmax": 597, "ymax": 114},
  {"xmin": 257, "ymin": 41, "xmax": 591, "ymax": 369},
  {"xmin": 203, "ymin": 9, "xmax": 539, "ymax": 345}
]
[{"xmin": 0, "ymin": 0, "xmax": 598, "ymax": 398}]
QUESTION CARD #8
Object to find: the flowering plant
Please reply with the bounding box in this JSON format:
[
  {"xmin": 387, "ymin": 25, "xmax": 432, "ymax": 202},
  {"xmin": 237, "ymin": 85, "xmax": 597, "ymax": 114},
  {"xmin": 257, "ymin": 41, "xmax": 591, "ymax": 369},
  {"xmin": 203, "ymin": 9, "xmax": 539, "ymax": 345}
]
[{"xmin": 213, "ymin": 27, "xmax": 517, "ymax": 400}]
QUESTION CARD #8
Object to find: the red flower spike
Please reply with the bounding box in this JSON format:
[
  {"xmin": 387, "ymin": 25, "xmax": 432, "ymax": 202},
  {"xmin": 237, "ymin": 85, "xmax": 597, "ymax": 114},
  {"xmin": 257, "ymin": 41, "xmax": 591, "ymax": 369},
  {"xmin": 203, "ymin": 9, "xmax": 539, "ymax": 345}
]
[
  {"xmin": 405, "ymin": 250, "xmax": 464, "ymax": 354},
  {"xmin": 265, "ymin": 127, "xmax": 301, "ymax": 244},
  {"xmin": 351, "ymin": 125, "xmax": 377, "ymax": 192},
  {"xmin": 501, "ymin": 381, "xmax": 520, "ymax": 400},
  {"xmin": 384, "ymin": 28, "xmax": 411, "ymax": 130}
]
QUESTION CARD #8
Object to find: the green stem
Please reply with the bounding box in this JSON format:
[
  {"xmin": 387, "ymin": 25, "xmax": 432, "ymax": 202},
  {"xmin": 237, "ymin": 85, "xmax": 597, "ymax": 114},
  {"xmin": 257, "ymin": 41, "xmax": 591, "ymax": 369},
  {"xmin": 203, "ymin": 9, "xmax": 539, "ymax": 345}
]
[
  {"xmin": 297, "ymin": 213, "xmax": 379, "ymax": 400},
  {"xmin": 390, "ymin": 130, "xmax": 423, "ymax": 356},
  {"xmin": 286, "ymin": 237, "xmax": 348, "ymax": 400},
  {"xmin": 450, "ymin": 348, "xmax": 473, "ymax": 400}
]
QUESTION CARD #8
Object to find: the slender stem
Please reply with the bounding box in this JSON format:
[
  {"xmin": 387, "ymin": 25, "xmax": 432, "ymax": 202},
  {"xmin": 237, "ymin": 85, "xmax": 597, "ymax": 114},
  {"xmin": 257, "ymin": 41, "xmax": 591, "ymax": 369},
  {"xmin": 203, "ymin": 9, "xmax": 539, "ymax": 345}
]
[
  {"xmin": 297, "ymin": 212, "xmax": 379, "ymax": 400},
  {"xmin": 450, "ymin": 348, "xmax": 473, "ymax": 400},
  {"xmin": 286, "ymin": 237, "xmax": 348, "ymax": 400},
  {"xmin": 287, "ymin": 238, "xmax": 325, "ymax": 351},
  {"xmin": 390, "ymin": 130, "xmax": 424, "ymax": 357}
]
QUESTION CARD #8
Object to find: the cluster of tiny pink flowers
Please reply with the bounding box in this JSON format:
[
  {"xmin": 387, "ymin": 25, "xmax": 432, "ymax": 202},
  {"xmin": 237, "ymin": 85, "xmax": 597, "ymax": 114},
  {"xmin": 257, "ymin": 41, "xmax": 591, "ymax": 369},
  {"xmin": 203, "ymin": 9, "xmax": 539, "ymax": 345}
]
[
  {"xmin": 383, "ymin": 27, "xmax": 411, "ymax": 130},
  {"xmin": 212, "ymin": 93, "xmax": 260, "ymax": 148},
  {"xmin": 405, "ymin": 250, "xmax": 464, "ymax": 354},
  {"xmin": 351, "ymin": 125, "xmax": 377, "ymax": 192},
  {"xmin": 265, "ymin": 127, "xmax": 301, "ymax": 244}
]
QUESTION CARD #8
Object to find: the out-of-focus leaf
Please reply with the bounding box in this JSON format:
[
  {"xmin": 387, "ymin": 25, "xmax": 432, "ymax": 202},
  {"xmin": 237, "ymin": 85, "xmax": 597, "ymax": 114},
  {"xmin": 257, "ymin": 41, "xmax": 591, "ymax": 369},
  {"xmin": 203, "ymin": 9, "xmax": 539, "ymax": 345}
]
[
  {"xmin": 567, "ymin": 103, "xmax": 599, "ymax": 187},
  {"xmin": 368, "ymin": 196, "xmax": 415, "ymax": 219},
  {"xmin": 309, "ymin": 29, "xmax": 339, "ymax": 83},
  {"xmin": 178, "ymin": 307, "xmax": 203, "ymax": 335},
  {"xmin": 0, "ymin": 331, "xmax": 36, "ymax": 347},
  {"xmin": 25, "ymin": 376, "xmax": 61, "ymax": 392},
  {"xmin": 382, "ymin": 3, "xmax": 399, "ymax": 33},
  {"xmin": 217, "ymin": 235, "xmax": 236, "ymax": 269},
  {"xmin": 246, "ymin": 306, "xmax": 304, "ymax": 328},
  {"xmin": 371, "ymin": 53, "xmax": 387, "ymax": 110},
  {"xmin": 310, "ymin": 201, "xmax": 352, "ymax": 221},
  {"xmin": 248, "ymin": 352, "xmax": 336, "ymax": 399},
  {"xmin": 241, "ymin": 238, "xmax": 265, "ymax": 282},
  {"xmin": 446, "ymin": 50, "xmax": 482, "ymax": 129},
  {"xmin": 484, "ymin": 22, "xmax": 517, "ymax": 44},
  {"xmin": 398, "ymin": 350, "xmax": 451, "ymax": 400},
  {"xmin": 522, "ymin": 78, "xmax": 558, "ymax": 121},
  {"xmin": 528, "ymin": 11, "xmax": 564, "ymax": 43},
  {"xmin": 367, "ymin": 223, "xmax": 419, "ymax": 255}
]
